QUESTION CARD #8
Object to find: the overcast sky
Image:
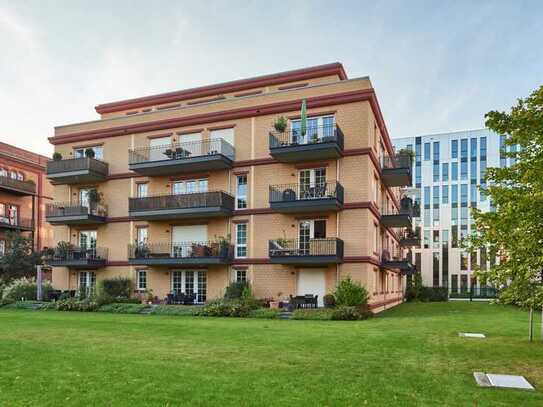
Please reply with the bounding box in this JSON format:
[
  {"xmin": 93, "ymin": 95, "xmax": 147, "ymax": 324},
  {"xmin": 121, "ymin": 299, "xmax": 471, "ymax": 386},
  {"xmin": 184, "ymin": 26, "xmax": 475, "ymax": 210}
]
[{"xmin": 1, "ymin": 0, "xmax": 542, "ymax": 156}]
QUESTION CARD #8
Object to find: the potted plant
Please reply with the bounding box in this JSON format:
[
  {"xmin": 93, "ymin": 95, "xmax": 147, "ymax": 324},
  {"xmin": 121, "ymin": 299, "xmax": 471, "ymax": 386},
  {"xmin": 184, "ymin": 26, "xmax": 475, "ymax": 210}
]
[
  {"xmin": 273, "ymin": 116, "xmax": 287, "ymax": 132},
  {"xmin": 84, "ymin": 148, "xmax": 95, "ymax": 158},
  {"xmin": 216, "ymin": 234, "xmax": 231, "ymax": 258},
  {"xmin": 55, "ymin": 241, "xmax": 74, "ymax": 260},
  {"xmin": 323, "ymin": 294, "xmax": 336, "ymax": 308},
  {"xmin": 52, "ymin": 152, "xmax": 62, "ymax": 161},
  {"xmin": 310, "ymin": 132, "xmax": 319, "ymax": 144}
]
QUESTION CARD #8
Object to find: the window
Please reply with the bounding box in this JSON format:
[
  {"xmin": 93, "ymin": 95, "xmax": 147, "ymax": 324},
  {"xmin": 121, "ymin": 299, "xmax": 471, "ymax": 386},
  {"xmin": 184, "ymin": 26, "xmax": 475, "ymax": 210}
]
[
  {"xmin": 442, "ymin": 185, "xmax": 449, "ymax": 204},
  {"xmin": 17, "ymin": 172, "xmax": 24, "ymax": 181},
  {"xmin": 451, "ymin": 140, "xmax": 458, "ymax": 159},
  {"xmin": 79, "ymin": 271, "xmax": 96, "ymax": 294},
  {"xmin": 500, "ymin": 135, "xmax": 507, "ymax": 167},
  {"xmin": 433, "ymin": 141, "xmax": 440, "ymax": 182},
  {"xmin": 172, "ymin": 178, "xmax": 207, "ymax": 195},
  {"xmin": 460, "ymin": 252, "xmax": 468, "ymax": 270},
  {"xmin": 235, "ymin": 223, "xmax": 247, "ymax": 258},
  {"xmin": 171, "ymin": 270, "xmax": 207, "ymax": 303},
  {"xmin": 424, "ymin": 143, "xmax": 430, "ymax": 161},
  {"xmin": 74, "ymin": 146, "xmax": 103, "ymax": 160},
  {"xmin": 136, "ymin": 270, "xmax": 147, "ymax": 291},
  {"xmin": 137, "ymin": 227, "xmax": 148, "ymax": 245},
  {"xmin": 236, "ymin": 174, "xmax": 248, "ymax": 209},
  {"xmin": 291, "ymin": 115, "xmax": 334, "ymax": 144},
  {"xmin": 0, "ymin": 168, "xmax": 6, "ymax": 177},
  {"xmin": 10, "ymin": 171, "xmax": 17, "ymax": 179},
  {"xmin": 451, "ymin": 162, "xmax": 458, "ymax": 181},
  {"xmin": 433, "ymin": 252, "xmax": 440, "ymax": 287},
  {"xmin": 136, "ymin": 183, "xmax": 148, "ymax": 198},
  {"xmin": 442, "ymin": 163, "xmax": 449, "ymax": 181},
  {"xmin": 235, "ymin": 269, "xmax": 247, "ymax": 283}
]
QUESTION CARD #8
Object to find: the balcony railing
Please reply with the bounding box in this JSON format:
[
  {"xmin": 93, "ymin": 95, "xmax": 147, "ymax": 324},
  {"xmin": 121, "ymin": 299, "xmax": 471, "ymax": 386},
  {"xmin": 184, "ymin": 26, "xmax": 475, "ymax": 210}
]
[
  {"xmin": 46, "ymin": 158, "xmax": 109, "ymax": 184},
  {"xmin": 128, "ymin": 241, "xmax": 234, "ymax": 265},
  {"xmin": 45, "ymin": 247, "xmax": 108, "ymax": 268},
  {"xmin": 269, "ymin": 182, "xmax": 344, "ymax": 213},
  {"xmin": 381, "ymin": 249, "xmax": 414, "ymax": 273},
  {"xmin": 0, "ymin": 216, "xmax": 34, "ymax": 230},
  {"xmin": 0, "ymin": 176, "xmax": 36, "ymax": 195},
  {"xmin": 269, "ymin": 237, "xmax": 344, "ymax": 264},
  {"xmin": 399, "ymin": 228, "xmax": 421, "ymax": 247},
  {"xmin": 380, "ymin": 197, "xmax": 418, "ymax": 228},
  {"xmin": 269, "ymin": 124, "xmax": 344, "ymax": 162},
  {"xmin": 45, "ymin": 202, "xmax": 108, "ymax": 224},
  {"xmin": 129, "ymin": 191, "xmax": 234, "ymax": 220},
  {"xmin": 381, "ymin": 153, "xmax": 413, "ymax": 187},
  {"xmin": 128, "ymin": 138, "xmax": 235, "ymax": 175}
]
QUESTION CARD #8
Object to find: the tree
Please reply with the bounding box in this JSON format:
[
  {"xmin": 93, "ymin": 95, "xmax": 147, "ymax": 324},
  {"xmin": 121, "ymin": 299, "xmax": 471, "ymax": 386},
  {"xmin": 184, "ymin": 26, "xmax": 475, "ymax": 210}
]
[
  {"xmin": 0, "ymin": 231, "xmax": 42, "ymax": 282},
  {"xmin": 466, "ymin": 86, "xmax": 543, "ymax": 338}
]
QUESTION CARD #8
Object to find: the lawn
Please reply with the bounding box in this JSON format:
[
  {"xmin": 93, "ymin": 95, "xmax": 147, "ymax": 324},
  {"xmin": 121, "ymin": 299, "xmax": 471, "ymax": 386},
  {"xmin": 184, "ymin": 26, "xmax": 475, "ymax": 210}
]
[{"xmin": 0, "ymin": 302, "xmax": 542, "ymax": 406}]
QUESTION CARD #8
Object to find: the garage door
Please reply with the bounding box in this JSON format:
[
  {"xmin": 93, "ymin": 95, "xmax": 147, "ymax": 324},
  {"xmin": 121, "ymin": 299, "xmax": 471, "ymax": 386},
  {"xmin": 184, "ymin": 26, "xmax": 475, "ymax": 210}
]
[
  {"xmin": 297, "ymin": 269, "xmax": 326, "ymax": 307},
  {"xmin": 172, "ymin": 225, "xmax": 207, "ymax": 257}
]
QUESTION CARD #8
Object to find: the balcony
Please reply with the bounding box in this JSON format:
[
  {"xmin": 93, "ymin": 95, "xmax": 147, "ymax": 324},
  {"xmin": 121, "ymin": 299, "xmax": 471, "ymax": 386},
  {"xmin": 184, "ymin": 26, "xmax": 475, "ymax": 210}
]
[
  {"xmin": 381, "ymin": 249, "xmax": 414, "ymax": 274},
  {"xmin": 399, "ymin": 228, "xmax": 421, "ymax": 247},
  {"xmin": 269, "ymin": 182, "xmax": 344, "ymax": 213},
  {"xmin": 45, "ymin": 247, "xmax": 108, "ymax": 269},
  {"xmin": 380, "ymin": 197, "xmax": 418, "ymax": 228},
  {"xmin": 129, "ymin": 191, "xmax": 234, "ymax": 221},
  {"xmin": 46, "ymin": 158, "xmax": 109, "ymax": 184},
  {"xmin": 128, "ymin": 241, "xmax": 234, "ymax": 266},
  {"xmin": 0, "ymin": 176, "xmax": 36, "ymax": 196},
  {"xmin": 0, "ymin": 216, "xmax": 34, "ymax": 231},
  {"xmin": 269, "ymin": 124, "xmax": 344, "ymax": 162},
  {"xmin": 269, "ymin": 238, "xmax": 344, "ymax": 266},
  {"xmin": 129, "ymin": 138, "xmax": 234, "ymax": 176},
  {"xmin": 381, "ymin": 154, "xmax": 413, "ymax": 187},
  {"xmin": 46, "ymin": 203, "xmax": 108, "ymax": 225}
]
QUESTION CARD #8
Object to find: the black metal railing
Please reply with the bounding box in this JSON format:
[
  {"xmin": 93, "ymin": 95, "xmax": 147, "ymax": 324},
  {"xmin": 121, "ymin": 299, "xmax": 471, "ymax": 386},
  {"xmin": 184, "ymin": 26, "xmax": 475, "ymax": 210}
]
[
  {"xmin": 0, "ymin": 216, "xmax": 33, "ymax": 229},
  {"xmin": 449, "ymin": 287, "xmax": 498, "ymax": 299},
  {"xmin": 128, "ymin": 241, "xmax": 234, "ymax": 260},
  {"xmin": 46, "ymin": 157, "xmax": 109, "ymax": 176},
  {"xmin": 381, "ymin": 248, "xmax": 412, "ymax": 263},
  {"xmin": 382, "ymin": 153, "xmax": 413, "ymax": 170},
  {"xmin": 269, "ymin": 182, "xmax": 344, "ymax": 204},
  {"xmin": 46, "ymin": 202, "xmax": 108, "ymax": 218},
  {"xmin": 381, "ymin": 197, "xmax": 420, "ymax": 217},
  {"xmin": 399, "ymin": 228, "xmax": 421, "ymax": 244},
  {"xmin": 129, "ymin": 138, "xmax": 235, "ymax": 165},
  {"xmin": 129, "ymin": 191, "xmax": 234, "ymax": 212},
  {"xmin": 269, "ymin": 124, "xmax": 344, "ymax": 149},
  {"xmin": 0, "ymin": 176, "xmax": 36, "ymax": 194},
  {"xmin": 268, "ymin": 238, "xmax": 344, "ymax": 257},
  {"xmin": 46, "ymin": 247, "xmax": 108, "ymax": 262}
]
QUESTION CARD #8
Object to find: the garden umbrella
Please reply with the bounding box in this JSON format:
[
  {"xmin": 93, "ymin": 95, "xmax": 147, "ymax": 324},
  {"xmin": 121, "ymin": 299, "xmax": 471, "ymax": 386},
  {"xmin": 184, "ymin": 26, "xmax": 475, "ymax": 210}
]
[{"xmin": 300, "ymin": 99, "xmax": 307, "ymax": 137}]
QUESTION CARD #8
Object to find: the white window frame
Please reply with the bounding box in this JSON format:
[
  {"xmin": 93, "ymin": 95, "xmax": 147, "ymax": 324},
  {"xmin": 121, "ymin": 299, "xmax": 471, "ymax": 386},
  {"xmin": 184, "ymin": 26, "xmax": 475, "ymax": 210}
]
[
  {"xmin": 172, "ymin": 178, "xmax": 208, "ymax": 195},
  {"xmin": 234, "ymin": 269, "xmax": 247, "ymax": 283},
  {"xmin": 74, "ymin": 146, "xmax": 103, "ymax": 160},
  {"xmin": 78, "ymin": 271, "xmax": 96, "ymax": 294},
  {"xmin": 235, "ymin": 174, "xmax": 248, "ymax": 209},
  {"xmin": 170, "ymin": 270, "xmax": 207, "ymax": 304},
  {"xmin": 136, "ymin": 227, "xmax": 148, "ymax": 245},
  {"xmin": 136, "ymin": 183, "xmax": 148, "ymax": 198},
  {"xmin": 290, "ymin": 115, "xmax": 335, "ymax": 145},
  {"xmin": 235, "ymin": 223, "xmax": 247, "ymax": 259},
  {"xmin": 136, "ymin": 270, "xmax": 147, "ymax": 291}
]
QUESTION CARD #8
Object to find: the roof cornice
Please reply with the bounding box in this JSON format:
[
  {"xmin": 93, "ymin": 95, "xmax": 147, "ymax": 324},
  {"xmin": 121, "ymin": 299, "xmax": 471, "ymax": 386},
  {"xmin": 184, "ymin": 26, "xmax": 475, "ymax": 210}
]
[{"xmin": 94, "ymin": 63, "xmax": 347, "ymax": 114}]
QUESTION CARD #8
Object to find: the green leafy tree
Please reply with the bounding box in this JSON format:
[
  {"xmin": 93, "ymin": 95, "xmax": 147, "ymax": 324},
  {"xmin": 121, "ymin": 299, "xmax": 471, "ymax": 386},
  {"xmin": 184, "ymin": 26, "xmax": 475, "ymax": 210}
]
[
  {"xmin": 0, "ymin": 231, "xmax": 42, "ymax": 282},
  {"xmin": 466, "ymin": 86, "xmax": 543, "ymax": 319}
]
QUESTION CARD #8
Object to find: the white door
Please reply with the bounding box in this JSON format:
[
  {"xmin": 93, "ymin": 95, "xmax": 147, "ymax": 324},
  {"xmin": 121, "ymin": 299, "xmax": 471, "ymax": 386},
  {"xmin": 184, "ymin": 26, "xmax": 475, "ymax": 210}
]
[
  {"xmin": 297, "ymin": 269, "xmax": 326, "ymax": 307},
  {"xmin": 171, "ymin": 225, "xmax": 207, "ymax": 257},
  {"xmin": 180, "ymin": 132, "xmax": 202, "ymax": 157},
  {"xmin": 299, "ymin": 168, "xmax": 326, "ymax": 199},
  {"xmin": 149, "ymin": 136, "xmax": 171, "ymax": 161}
]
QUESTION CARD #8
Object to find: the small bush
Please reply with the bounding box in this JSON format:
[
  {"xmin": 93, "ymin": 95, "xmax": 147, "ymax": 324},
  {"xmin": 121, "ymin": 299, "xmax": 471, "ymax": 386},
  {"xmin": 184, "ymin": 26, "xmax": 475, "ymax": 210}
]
[
  {"xmin": 330, "ymin": 306, "xmax": 371, "ymax": 321},
  {"xmin": 291, "ymin": 309, "xmax": 334, "ymax": 320},
  {"xmin": 323, "ymin": 294, "xmax": 336, "ymax": 308},
  {"xmin": 197, "ymin": 299, "xmax": 257, "ymax": 318},
  {"xmin": 419, "ymin": 287, "xmax": 448, "ymax": 302},
  {"xmin": 0, "ymin": 298, "xmax": 14, "ymax": 307},
  {"xmin": 334, "ymin": 277, "xmax": 369, "ymax": 307},
  {"xmin": 84, "ymin": 148, "xmax": 95, "ymax": 158},
  {"xmin": 152, "ymin": 305, "xmax": 200, "ymax": 316},
  {"xmin": 250, "ymin": 308, "xmax": 280, "ymax": 319},
  {"xmin": 99, "ymin": 277, "xmax": 132, "ymax": 304},
  {"xmin": 52, "ymin": 152, "xmax": 62, "ymax": 161},
  {"xmin": 2, "ymin": 277, "xmax": 53, "ymax": 301},
  {"xmin": 55, "ymin": 298, "xmax": 99, "ymax": 312},
  {"xmin": 98, "ymin": 303, "xmax": 147, "ymax": 314},
  {"xmin": 224, "ymin": 281, "xmax": 250, "ymax": 300}
]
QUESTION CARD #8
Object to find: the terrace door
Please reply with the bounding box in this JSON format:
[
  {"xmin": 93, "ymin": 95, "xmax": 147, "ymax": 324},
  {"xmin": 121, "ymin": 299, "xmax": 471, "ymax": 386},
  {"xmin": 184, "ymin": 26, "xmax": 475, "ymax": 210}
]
[
  {"xmin": 171, "ymin": 225, "xmax": 207, "ymax": 258},
  {"xmin": 171, "ymin": 270, "xmax": 207, "ymax": 303},
  {"xmin": 79, "ymin": 230, "xmax": 97, "ymax": 257},
  {"xmin": 179, "ymin": 132, "xmax": 202, "ymax": 157},
  {"xmin": 298, "ymin": 220, "xmax": 326, "ymax": 255},
  {"xmin": 149, "ymin": 136, "xmax": 171, "ymax": 161},
  {"xmin": 297, "ymin": 269, "xmax": 325, "ymax": 307},
  {"xmin": 298, "ymin": 168, "xmax": 326, "ymax": 200}
]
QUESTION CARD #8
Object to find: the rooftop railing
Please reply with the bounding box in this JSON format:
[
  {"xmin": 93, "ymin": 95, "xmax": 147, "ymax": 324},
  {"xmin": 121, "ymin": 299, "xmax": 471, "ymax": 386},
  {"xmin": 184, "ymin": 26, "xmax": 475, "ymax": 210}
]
[{"xmin": 382, "ymin": 153, "xmax": 413, "ymax": 170}]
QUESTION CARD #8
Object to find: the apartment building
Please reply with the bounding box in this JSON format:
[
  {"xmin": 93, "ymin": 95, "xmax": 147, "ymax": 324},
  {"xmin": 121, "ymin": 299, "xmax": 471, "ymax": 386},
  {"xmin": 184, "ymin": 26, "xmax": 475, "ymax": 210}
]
[
  {"xmin": 46, "ymin": 63, "xmax": 414, "ymax": 311},
  {"xmin": 393, "ymin": 129, "xmax": 502, "ymax": 293},
  {"xmin": 0, "ymin": 142, "xmax": 53, "ymax": 254}
]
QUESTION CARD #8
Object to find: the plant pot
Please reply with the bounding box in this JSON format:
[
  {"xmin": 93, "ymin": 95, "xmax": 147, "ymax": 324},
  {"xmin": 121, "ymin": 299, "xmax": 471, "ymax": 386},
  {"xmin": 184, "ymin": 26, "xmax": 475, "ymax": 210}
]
[{"xmin": 269, "ymin": 301, "xmax": 280, "ymax": 309}]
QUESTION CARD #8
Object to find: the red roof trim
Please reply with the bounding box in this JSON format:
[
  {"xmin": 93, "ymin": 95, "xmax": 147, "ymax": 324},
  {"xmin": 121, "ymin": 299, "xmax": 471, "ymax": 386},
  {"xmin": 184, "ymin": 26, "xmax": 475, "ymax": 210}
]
[{"xmin": 94, "ymin": 63, "xmax": 347, "ymax": 114}]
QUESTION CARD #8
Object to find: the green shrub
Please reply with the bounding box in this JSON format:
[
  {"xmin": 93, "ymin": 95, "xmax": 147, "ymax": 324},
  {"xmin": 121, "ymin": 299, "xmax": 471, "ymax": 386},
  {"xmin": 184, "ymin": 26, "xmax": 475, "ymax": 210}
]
[
  {"xmin": 323, "ymin": 294, "xmax": 336, "ymax": 308},
  {"xmin": 224, "ymin": 281, "xmax": 249, "ymax": 300},
  {"xmin": 197, "ymin": 299, "xmax": 257, "ymax": 317},
  {"xmin": 291, "ymin": 309, "xmax": 334, "ymax": 320},
  {"xmin": 152, "ymin": 305, "xmax": 200, "ymax": 316},
  {"xmin": 249, "ymin": 308, "xmax": 280, "ymax": 319},
  {"xmin": 98, "ymin": 303, "xmax": 147, "ymax": 314},
  {"xmin": 55, "ymin": 298, "xmax": 99, "ymax": 312},
  {"xmin": 0, "ymin": 298, "xmax": 14, "ymax": 307},
  {"xmin": 330, "ymin": 306, "xmax": 371, "ymax": 321},
  {"xmin": 334, "ymin": 277, "xmax": 369, "ymax": 307},
  {"xmin": 419, "ymin": 287, "xmax": 448, "ymax": 302},
  {"xmin": 98, "ymin": 277, "xmax": 132, "ymax": 304},
  {"xmin": 2, "ymin": 277, "xmax": 53, "ymax": 301}
]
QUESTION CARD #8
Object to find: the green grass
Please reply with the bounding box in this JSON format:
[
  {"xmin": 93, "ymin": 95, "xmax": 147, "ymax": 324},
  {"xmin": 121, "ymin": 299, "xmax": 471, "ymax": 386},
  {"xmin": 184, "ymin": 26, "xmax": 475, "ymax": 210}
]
[{"xmin": 0, "ymin": 302, "xmax": 542, "ymax": 406}]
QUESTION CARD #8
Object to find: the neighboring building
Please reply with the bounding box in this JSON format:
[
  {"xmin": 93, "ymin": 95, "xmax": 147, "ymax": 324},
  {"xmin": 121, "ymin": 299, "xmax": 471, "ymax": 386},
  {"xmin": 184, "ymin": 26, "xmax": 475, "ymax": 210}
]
[
  {"xmin": 46, "ymin": 63, "xmax": 414, "ymax": 311},
  {"xmin": 393, "ymin": 129, "xmax": 502, "ymax": 293},
  {"xmin": 0, "ymin": 142, "xmax": 54, "ymax": 255}
]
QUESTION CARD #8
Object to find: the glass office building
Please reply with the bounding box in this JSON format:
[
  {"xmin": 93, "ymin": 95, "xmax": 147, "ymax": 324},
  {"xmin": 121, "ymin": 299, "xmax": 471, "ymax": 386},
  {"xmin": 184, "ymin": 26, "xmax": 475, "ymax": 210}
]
[{"xmin": 393, "ymin": 129, "xmax": 505, "ymax": 291}]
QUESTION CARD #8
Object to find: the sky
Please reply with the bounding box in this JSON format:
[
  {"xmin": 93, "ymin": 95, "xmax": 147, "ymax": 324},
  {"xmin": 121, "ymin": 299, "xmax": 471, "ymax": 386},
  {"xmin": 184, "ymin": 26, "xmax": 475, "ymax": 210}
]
[{"xmin": 1, "ymin": 0, "xmax": 542, "ymax": 156}]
